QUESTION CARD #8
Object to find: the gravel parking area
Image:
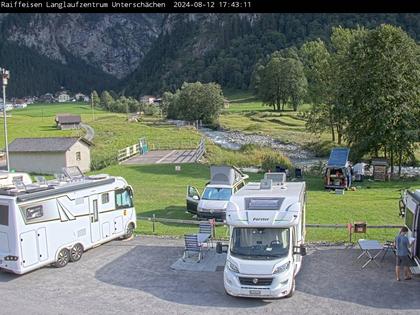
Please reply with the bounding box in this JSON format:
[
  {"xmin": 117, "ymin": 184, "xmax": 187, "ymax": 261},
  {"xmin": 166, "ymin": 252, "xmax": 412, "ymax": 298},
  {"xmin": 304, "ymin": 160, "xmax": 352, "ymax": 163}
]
[{"xmin": 0, "ymin": 236, "xmax": 419, "ymax": 315}]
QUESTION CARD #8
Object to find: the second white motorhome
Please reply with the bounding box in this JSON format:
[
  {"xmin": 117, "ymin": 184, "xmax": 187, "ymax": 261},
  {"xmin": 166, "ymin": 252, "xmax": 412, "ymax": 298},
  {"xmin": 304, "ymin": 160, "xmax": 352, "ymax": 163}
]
[
  {"xmin": 0, "ymin": 168, "xmax": 136, "ymax": 274},
  {"xmin": 218, "ymin": 173, "xmax": 306, "ymax": 298}
]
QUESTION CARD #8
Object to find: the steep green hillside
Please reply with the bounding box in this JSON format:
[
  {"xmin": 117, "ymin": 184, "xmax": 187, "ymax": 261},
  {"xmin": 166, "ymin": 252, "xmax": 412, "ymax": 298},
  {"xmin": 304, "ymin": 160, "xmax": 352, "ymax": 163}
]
[{"xmin": 124, "ymin": 13, "xmax": 420, "ymax": 95}]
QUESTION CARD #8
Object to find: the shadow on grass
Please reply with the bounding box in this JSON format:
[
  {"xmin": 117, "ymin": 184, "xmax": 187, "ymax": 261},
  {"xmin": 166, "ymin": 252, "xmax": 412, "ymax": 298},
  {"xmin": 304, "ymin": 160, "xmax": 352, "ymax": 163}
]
[
  {"xmin": 141, "ymin": 206, "xmax": 193, "ymax": 220},
  {"xmin": 267, "ymin": 118, "xmax": 302, "ymax": 127}
]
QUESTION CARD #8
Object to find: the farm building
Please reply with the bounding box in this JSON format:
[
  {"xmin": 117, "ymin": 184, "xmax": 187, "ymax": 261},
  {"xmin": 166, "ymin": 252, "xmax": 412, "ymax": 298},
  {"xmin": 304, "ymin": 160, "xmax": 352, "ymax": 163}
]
[
  {"xmin": 55, "ymin": 114, "xmax": 81, "ymax": 130},
  {"xmin": 8, "ymin": 137, "xmax": 92, "ymax": 174}
]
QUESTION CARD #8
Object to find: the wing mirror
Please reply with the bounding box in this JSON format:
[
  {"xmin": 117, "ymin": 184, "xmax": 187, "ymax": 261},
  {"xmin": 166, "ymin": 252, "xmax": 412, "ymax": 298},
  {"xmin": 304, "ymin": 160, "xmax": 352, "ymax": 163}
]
[
  {"xmin": 293, "ymin": 244, "xmax": 307, "ymax": 256},
  {"xmin": 192, "ymin": 195, "xmax": 199, "ymax": 200},
  {"xmin": 216, "ymin": 242, "xmax": 228, "ymax": 254}
]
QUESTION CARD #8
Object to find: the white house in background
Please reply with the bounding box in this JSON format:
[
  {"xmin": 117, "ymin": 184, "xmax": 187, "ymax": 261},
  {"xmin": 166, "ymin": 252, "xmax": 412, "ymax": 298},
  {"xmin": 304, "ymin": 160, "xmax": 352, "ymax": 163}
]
[
  {"xmin": 74, "ymin": 93, "xmax": 89, "ymax": 102},
  {"xmin": 58, "ymin": 92, "xmax": 70, "ymax": 103},
  {"xmin": 0, "ymin": 103, "xmax": 14, "ymax": 111},
  {"xmin": 140, "ymin": 95, "xmax": 156, "ymax": 104},
  {"xmin": 14, "ymin": 99, "xmax": 28, "ymax": 109},
  {"xmin": 8, "ymin": 137, "xmax": 92, "ymax": 174}
]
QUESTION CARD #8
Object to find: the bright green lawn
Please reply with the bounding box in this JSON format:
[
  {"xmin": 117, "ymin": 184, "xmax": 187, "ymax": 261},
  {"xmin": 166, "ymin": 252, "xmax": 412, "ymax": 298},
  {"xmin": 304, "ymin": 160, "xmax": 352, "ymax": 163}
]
[
  {"xmin": 89, "ymin": 115, "xmax": 201, "ymax": 166},
  {"xmin": 1, "ymin": 103, "xmax": 202, "ymax": 167},
  {"xmin": 219, "ymin": 111, "xmax": 329, "ymax": 145},
  {"xmin": 94, "ymin": 163, "xmax": 419, "ymax": 242}
]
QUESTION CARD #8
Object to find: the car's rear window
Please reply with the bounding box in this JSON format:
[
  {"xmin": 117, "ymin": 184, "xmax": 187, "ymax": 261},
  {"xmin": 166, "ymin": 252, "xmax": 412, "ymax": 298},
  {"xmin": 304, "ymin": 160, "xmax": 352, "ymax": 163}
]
[{"xmin": 0, "ymin": 205, "xmax": 9, "ymax": 226}]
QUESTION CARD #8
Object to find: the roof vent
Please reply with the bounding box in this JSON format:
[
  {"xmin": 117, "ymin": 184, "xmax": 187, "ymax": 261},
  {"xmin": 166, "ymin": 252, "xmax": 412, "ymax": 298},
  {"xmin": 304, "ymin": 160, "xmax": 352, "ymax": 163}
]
[
  {"xmin": 86, "ymin": 174, "xmax": 109, "ymax": 180},
  {"xmin": 62, "ymin": 166, "xmax": 84, "ymax": 181},
  {"xmin": 260, "ymin": 179, "xmax": 272, "ymax": 190},
  {"xmin": 264, "ymin": 173, "xmax": 286, "ymax": 186}
]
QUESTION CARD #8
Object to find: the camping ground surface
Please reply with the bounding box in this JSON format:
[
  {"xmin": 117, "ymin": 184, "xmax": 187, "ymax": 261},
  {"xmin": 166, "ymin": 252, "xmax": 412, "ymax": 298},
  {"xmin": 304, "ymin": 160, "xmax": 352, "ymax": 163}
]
[{"xmin": 0, "ymin": 236, "xmax": 418, "ymax": 315}]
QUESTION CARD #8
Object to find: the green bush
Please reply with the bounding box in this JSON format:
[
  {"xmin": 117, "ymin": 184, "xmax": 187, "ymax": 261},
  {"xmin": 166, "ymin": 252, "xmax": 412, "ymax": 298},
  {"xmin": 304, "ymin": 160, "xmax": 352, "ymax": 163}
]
[
  {"xmin": 261, "ymin": 151, "xmax": 292, "ymax": 172},
  {"xmin": 205, "ymin": 143, "xmax": 291, "ymax": 170},
  {"xmin": 303, "ymin": 140, "xmax": 335, "ymax": 157}
]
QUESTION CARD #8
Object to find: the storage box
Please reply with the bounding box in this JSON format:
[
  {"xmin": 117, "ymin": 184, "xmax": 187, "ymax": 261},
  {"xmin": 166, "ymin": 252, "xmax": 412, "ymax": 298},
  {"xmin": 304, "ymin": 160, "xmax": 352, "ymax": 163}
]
[{"xmin": 354, "ymin": 222, "xmax": 367, "ymax": 233}]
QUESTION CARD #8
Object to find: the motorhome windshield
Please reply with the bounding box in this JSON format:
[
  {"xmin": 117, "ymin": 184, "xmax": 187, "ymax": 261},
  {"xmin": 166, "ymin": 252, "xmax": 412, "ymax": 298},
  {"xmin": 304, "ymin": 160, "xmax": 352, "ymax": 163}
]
[
  {"xmin": 202, "ymin": 187, "xmax": 232, "ymax": 201},
  {"xmin": 230, "ymin": 227, "xmax": 290, "ymax": 260}
]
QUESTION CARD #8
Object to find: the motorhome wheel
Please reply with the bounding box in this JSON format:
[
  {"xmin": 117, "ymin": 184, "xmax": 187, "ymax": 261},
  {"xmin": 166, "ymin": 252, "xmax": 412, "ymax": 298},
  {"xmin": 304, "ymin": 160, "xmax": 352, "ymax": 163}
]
[
  {"xmin": 54, "ymin": 248, "xmax": 70, "ymax": 268},
  {"xmin": 70, "ymin": 244, "xmax": 83, "ymax": 262},
  {"xmin": 285, "ymin": 278, "xmax": 296, "ymax": 298},
  {"xmin": 123, "ymin": 223, "xmax": 135, "ymax": 239}
]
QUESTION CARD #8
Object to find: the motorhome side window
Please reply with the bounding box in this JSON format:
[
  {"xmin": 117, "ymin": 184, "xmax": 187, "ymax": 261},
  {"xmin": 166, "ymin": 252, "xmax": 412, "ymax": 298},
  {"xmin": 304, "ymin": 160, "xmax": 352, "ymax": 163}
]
[
  {"xmin": 115, "ymin": 189, "xmax": 133, "ymax": 209},
  {"xmin": 405, "ymin": 209, "xmax": 414, "ymax": 231},
  {"xmin": 26, "ymin": 205, "xmax": 43, "ymax": 221},
  {"xmin": 101, "ymin": 193, "xmax": 110, "ymax": 204},
  {"xmin": 20, "ymin": 200, "xmax": 60, "ymax": 224},
  {"xmin": 0, "ymin": 205, "xmax": 8, "ymax": 226}
]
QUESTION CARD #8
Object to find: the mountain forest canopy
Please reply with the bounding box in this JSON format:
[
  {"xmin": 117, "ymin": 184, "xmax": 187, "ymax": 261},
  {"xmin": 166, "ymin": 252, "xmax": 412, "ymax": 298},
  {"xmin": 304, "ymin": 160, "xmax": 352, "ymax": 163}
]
[
  {"xmin": 122, "ymin": 13, "xmax": 420, "ymax": 97},
  {"xmin": 0, "ymin": 13, "xmax": 418, "ymax": 97}
]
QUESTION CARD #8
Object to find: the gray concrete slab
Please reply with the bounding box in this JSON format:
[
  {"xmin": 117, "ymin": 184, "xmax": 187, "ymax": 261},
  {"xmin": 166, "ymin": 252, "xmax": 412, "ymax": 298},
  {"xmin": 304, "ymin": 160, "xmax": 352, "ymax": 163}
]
[
  {"xmin": 171, "ymin": 249, "xmax": 227, "ymax": 272},
  {"xmin": 0, "ymin": 236, "xmax": 419, "ymax": 315},
  {"xmin": 122, "ymin": 149, "xmax": 198, "ymax": 165}
]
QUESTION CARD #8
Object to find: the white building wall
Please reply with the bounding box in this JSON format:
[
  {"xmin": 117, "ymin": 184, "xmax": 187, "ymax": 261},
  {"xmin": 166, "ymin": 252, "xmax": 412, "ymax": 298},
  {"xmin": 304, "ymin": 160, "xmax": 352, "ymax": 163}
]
[
  {"xmin": 65, "ymin": 141, "xmax": 91, "ymax": 173},
  {"xmin": 10, "ymin": 152, "xmax": 67, "ymax": 174}
]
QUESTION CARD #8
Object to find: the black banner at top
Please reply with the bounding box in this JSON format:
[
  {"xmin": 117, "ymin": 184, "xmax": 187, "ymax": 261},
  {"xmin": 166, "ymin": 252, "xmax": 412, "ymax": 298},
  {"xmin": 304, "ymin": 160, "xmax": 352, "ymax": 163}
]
[{"xmin": 0, "ymin": 0, "xmax": 419, "ymax": 13}]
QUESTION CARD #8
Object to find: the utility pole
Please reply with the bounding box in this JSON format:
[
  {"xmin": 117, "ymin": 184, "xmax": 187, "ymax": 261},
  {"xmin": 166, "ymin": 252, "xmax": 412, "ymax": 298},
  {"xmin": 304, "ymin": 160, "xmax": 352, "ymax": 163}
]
[
  {"xmin": 1, "ymin": 68, "xmax": 10, "ymax": 172},
  {"xmin": 91, "ymin": 92, "xmax": 95, "ymax": 121}
]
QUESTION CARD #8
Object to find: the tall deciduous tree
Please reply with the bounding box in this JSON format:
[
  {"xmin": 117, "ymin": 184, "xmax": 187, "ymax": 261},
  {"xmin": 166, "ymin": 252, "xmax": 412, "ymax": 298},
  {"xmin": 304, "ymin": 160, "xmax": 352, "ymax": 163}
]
[
  {"xmin": 342, "ymin": 24, "xmax": 420, "ymax": 173},
  {"xmin": 91, "ymin": 90, "xmax": 100, "ymax": 108},
  {"xmin": 167, "ymin": 82, "xmax": 224, "ymax": 123},
  {"xmin": 100, "ymin": 91, "xmax": 115, "ymax": 110},
  {"xmin": 258, "ymin": 55, "xmax": 307, "ymax": 111}
]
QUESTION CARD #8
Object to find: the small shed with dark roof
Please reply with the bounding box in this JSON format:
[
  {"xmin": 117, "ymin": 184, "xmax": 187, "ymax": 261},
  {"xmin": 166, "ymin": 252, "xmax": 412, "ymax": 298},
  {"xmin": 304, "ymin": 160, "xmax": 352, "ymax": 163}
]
[
  {"xmin": 55, "ymin": 114, "xmax": 81, "ymax": 130},
  {"xmin": 9, "ymin": 137, "xmax": 92, "ymax": 174}
]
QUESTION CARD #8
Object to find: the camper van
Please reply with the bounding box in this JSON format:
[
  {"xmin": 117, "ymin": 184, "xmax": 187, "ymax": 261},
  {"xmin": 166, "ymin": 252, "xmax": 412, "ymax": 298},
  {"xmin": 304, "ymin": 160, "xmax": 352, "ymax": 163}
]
[
  {"xmin": 186, "ymin": 166, "xmax": 248, "ymax": 220},
  {"xmin": 219, "ymin": 173, "xmax": 306, "ymax": 298},
  {"xmin": 0, "ymin": 169, "xmax": 136, "ymax": 274},
  {"xmin": 324, "ymin": 147, "xmax": 352, "ymax": 190},
  {"xmin": 402, "ymin": 189, "xmax": 420, "ymax": 272}
]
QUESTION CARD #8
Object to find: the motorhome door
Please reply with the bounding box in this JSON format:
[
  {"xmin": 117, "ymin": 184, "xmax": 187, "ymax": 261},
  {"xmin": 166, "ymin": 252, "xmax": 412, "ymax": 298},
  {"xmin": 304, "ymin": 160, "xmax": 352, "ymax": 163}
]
[
  {"xmin": 405, "ymin": 191, "xmax": 419, "ymax": 259},
  {"xmin": 186, "ymin": 186, "xmax": 200, "ymax": 214},
  {"xmin": 89, "ymin": 196, "xmax": 101, "ymax": 243}
]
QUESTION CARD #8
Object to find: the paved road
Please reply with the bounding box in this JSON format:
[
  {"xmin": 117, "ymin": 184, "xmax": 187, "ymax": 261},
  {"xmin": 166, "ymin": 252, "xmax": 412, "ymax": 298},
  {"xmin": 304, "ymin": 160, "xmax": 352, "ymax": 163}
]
[
  {"xmin": 0, "ymin": 236, "xmax": 419, "ymax": 315},
  {"xmin": 80, "ymin": 122, "xmax": 94, "ymax": 141},
  {"xmin": 122, "ymin": 149, "xmax": 199, "ymax": 165}
]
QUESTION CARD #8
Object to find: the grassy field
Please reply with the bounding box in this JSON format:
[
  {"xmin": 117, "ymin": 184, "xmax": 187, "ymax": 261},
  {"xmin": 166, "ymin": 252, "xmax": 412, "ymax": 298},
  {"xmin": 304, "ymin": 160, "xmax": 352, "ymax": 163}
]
[
  {"xmin": 94, "ymin": 163, "xmax": 419, "ymax": 243},
  {"xmin": 220, "ymin": 92, "xmax": 331, "ymax": 151},
  {"xmin": 1, "ymin": 103, "xmax": 202, "ymax": 169}
]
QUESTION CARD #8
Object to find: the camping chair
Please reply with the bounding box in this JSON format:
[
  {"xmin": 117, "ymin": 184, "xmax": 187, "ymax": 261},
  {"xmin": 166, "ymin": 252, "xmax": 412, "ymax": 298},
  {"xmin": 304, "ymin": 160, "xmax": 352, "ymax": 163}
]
[
  {"xmin": 35, "ymin": 176, "xmax": 47, "ymax": 186},
  {"xmin": 183, "ymin": 234, "xmax": 203, "ymax": 262},
  {"xmin": 198, "ymin": 221, "xmax": 213, "ymax": 248}
]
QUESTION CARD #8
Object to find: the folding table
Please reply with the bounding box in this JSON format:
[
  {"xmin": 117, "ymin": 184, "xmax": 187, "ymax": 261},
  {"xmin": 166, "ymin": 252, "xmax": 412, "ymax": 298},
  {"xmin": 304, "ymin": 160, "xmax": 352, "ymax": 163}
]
[{"xmin": 357, "ymin": 239, "xmax": 384, "ymax": 268}]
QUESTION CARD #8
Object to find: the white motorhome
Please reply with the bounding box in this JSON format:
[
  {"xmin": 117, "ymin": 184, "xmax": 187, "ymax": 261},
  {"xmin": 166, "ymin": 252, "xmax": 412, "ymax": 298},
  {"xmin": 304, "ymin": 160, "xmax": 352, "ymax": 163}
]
[
  {"xmin": 0, "ymin": 169, "xmax": 136, "ymax": 274},
  {"xmin": 403, "ymin": 189, "xmax": 420, "ymax": 273},
  {"xmin": 186, "ymin": 166, "xmax": 248, "ymax": 221},
  {"xmin": 218, "ymin": 173, "xmax": 306, "ymax": 298}
]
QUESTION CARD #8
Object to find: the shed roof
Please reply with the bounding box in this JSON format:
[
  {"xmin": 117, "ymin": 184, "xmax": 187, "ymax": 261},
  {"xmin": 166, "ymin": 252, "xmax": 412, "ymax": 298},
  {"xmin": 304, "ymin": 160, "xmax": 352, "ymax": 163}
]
[
  {"xmin": 55, "ymin": 114, "xmax": 81, "ymax": 124},
  {"xmin": 8, "ymin": 137, "xmax": 92, "ymax": 153}
]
